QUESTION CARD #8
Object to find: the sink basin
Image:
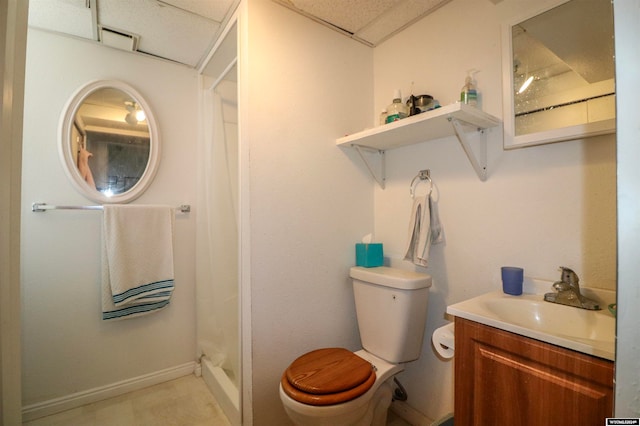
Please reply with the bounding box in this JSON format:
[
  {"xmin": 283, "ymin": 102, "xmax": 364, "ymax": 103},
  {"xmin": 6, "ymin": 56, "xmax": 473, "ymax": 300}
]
[
  {"xmin": 447, "ymin": 288, "xmax": 615, "ymax": 360},
  {"xmin": 483, "ymin": 296, "xmax": 614, "ymax": 343}
]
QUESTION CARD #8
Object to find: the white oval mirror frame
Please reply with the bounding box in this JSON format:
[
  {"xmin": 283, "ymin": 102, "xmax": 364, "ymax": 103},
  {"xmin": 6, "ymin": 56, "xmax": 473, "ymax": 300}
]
[{"xmin": 58, "ymin": 79, "xmax": 160, "ymax": 203}]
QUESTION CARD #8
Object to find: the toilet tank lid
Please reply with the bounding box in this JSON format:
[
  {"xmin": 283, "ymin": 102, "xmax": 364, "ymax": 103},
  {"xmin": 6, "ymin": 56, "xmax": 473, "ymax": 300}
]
[{"xmin": 350, "ymin": 266, "xmax": 432, "ymax": 290}]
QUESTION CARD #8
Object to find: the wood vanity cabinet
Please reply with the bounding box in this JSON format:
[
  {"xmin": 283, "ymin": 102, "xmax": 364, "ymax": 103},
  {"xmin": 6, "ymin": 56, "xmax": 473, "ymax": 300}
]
[{"xmin": 454, "ymin": 317, "xmax": 614, "ymax": 425}]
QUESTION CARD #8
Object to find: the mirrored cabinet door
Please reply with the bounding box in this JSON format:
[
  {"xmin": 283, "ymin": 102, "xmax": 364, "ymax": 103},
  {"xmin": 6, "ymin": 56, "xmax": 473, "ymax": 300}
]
[{"xmin": 502, "ymin": 0, "xmax": 615, "ymax": 148}]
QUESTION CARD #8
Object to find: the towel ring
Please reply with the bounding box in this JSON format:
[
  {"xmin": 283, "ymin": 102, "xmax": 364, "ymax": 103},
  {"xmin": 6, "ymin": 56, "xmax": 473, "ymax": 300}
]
[{"xmin": 409, "ymin": 169, "xmax": 433, "ymax": 198}]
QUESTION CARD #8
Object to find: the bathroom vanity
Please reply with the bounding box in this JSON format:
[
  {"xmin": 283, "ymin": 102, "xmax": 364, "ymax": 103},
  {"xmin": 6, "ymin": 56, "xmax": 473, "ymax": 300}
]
[
  {"xmin": 454, "ymin": 318, "xmax": 613, "ymax": 425},
  {"xmin": 447, "ymin": 281, "xmax": 615, "ymax": 425}
]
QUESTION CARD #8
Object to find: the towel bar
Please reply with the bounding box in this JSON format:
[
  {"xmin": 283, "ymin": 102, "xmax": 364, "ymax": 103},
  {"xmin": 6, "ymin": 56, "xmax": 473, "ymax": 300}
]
[{"xmin": 32, "ymin": 203, "xmax": 191, "ymax": 213}]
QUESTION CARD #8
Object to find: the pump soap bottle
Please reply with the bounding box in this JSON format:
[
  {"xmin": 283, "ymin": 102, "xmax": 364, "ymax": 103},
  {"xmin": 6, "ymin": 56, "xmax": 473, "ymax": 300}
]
[
  {"xmin": 385, "ymin": 90, "xmax": 408, "ymax": 123},
  {"xmin": 460, "ymin": 71, "xmax": 478, "ymax": 107}
]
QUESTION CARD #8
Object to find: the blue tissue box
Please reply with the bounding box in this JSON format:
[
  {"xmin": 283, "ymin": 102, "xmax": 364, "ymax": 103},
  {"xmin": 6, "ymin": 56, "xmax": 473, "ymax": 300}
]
[{"xmin": 355, "ymin": 243, "xmax": 383, "ymax": 267}]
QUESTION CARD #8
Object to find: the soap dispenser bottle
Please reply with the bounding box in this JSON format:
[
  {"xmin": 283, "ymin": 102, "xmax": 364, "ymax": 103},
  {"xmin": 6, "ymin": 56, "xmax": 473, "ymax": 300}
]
[
  {"xmin": 385, "ymin": 89, "xmax": 408, "ymax": 123},
  {"xmin": 460, "ymin": 71, "xmax": 478, "ymax": 107}
]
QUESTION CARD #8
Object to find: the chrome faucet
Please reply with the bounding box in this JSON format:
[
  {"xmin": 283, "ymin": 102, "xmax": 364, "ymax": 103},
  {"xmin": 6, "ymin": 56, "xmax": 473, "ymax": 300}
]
[{"xmin": 543, "ymin": 267, "xmax": 600, "ymax": 310}]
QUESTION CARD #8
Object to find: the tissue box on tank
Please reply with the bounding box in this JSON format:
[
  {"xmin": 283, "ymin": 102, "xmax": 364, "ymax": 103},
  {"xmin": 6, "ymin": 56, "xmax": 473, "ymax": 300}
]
[{"xmin": 355, "ymin": 243, "xmax": 383, "ymax": 267}]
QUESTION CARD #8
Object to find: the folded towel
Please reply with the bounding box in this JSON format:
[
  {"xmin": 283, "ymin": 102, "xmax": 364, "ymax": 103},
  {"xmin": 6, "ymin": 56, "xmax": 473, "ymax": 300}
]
[
  {"xmin": 102, "ymin": 205, "xmax": 175, "ymax": 321},
  {"xmin": 404, "ymin": 195, "xmax": 444, "ymax": 267}
]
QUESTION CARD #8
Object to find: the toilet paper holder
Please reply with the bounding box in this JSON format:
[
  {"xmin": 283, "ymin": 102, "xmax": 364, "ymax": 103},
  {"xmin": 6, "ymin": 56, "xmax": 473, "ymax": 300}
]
[{"xmin": 432, "ymin": 322, "xmax": 455, "ymax": 359}]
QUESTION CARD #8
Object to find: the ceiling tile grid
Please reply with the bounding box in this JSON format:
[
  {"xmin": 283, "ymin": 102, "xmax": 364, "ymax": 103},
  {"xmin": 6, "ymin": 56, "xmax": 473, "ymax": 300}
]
[
  {"xmin": 160, "ymin": 0, "xmax": 233, "ymax": 22},
  {"xmin": 98, "ymin": 0, "xmax": 224, "ymax": 67},
  {"xmin": 285, "ymin": 0, "xmax": 401, "ymax": 34},
  {"xmin": 28, "ymin": 0, "xmax": 459, "ymax": 67},
  {"xmin": 355, "ymin": 0, "xmax": 452, "ymax": 45}
]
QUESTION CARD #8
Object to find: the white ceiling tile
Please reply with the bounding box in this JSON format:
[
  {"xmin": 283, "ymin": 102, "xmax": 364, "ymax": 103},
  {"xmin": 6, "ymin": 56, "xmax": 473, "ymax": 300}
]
[
  {"xmin": 159, "ymin": 0, "xmax": 235, "ymax": 23},
  {"xmin": 28, "ymin": 0, "xmax": 95, "ymax": 39},
  {"xmin": 289, "ymin": 0, "xmax": 400, "ymax": 33},
  {"xmin": 98, "ymin": 0, "xmax": 220, "ymax": 67},
  {"xmin": 355, "ymin": 0, "xmax": 451, "ymax": 45}
]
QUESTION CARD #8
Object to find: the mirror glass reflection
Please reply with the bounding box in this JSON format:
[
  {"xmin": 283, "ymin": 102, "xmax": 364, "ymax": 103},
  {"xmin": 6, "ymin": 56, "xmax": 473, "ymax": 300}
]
[
  {"xmin": 506, "ymin": 0, "xmax": 615, "ymax": 146},
  {"xmin": 72, "ymin": 87, "xmax": 150, "ymax": 196}
]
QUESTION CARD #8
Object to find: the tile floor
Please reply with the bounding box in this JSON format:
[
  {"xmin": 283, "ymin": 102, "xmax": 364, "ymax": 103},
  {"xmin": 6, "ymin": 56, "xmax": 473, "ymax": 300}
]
[
  {"xmin": 23, "ymin": 375, "xmax": 414, "ymax": 425},
  {"xmin": 23, "ymin": 375, "xmax": 231, "ymax": 426}
]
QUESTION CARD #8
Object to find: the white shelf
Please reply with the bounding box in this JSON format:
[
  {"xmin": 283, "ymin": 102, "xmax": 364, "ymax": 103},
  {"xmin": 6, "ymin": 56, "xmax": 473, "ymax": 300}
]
[
  {"xmin": 337, "ymin": 103, "xmax": 502, "ymax": 184},
  {"xmin": 337, "ymin": 102, "xmax": 501, "ymax": 149}
]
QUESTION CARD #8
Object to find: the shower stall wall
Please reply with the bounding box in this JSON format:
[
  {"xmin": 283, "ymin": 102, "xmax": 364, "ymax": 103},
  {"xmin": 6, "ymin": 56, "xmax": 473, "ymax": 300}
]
[
  {"xmin": 196, "ymin": 21, "xmax": 241, "ymax": 424},
  {"xmin": 199, "ymin": 77, "xmax": 239, "ymax": 382}
]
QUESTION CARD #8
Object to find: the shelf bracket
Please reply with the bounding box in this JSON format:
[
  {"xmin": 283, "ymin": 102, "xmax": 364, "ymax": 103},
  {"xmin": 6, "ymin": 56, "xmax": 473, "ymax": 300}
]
[
  {"xmin": 353, "ymin": 144, "xmax": 386, "ymax": 189},
  {"xmin": 449, "ymin": 118, "xmax": 487, "ymax": 181}
]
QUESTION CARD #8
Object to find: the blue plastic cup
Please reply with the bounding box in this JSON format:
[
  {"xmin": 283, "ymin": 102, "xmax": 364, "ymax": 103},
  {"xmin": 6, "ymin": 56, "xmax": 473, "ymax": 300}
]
[{"xmin": 501, "ymin": 267, "xmax": 524, "ymax": 295}]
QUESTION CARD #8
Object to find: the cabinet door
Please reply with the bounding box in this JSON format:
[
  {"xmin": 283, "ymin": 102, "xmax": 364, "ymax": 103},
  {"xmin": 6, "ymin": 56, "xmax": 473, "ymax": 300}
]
[{"xmin": 454, "ymin": 318, "xmax": 613, "ymax": 426}]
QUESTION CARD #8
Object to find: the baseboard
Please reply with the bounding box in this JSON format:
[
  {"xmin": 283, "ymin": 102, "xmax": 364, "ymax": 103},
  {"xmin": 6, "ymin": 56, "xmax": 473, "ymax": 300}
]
[
  {"xmin": 22, "ymin": 362, "xmax": 196, "ymax": 422},
  {"xmin": 390, "ymin": 399, "xmax": 432, "ymax": 426}
]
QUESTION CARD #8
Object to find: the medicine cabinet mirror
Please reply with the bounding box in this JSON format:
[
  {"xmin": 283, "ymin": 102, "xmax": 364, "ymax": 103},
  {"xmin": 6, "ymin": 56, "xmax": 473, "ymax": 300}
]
[
  {"xmin": 59, "ymin": 80, "xmax": 160, "ymax": 203},
  {"xmin": 502, "ymin": 0, "xmax": 615, "ymax": 148}
]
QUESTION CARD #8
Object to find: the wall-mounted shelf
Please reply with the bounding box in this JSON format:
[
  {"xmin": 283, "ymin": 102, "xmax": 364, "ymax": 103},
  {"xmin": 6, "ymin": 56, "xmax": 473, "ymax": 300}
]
[{"xmin": 337, "ymin": 102, "xmax": 502, "ymax": 186}]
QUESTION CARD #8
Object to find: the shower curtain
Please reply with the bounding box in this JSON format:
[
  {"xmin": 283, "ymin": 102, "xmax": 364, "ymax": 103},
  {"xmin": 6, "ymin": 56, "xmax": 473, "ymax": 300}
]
[{"xmin": 197, "ymin": 78, "xmax": 239, "ymax": 386}]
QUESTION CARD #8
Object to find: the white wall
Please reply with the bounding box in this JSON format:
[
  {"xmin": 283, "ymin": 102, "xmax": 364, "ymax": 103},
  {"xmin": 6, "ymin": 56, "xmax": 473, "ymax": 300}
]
[
  {"xmin": 21, "ymin": 30, "xmax": 199, "ymax": 407},
  {"xmin": 373, "ymin": 0, "xmax": 616, "ymax": 421},
  {"xmin": 244, "ymin": 1, "xmax": 374, "ymax": 424}
]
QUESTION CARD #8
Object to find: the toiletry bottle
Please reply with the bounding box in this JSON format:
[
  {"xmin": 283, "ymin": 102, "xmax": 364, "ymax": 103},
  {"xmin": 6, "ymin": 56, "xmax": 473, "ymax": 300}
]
[
  {"xmin": 460, "ymin": 71, "xmax": 478, "ymax": 107},
  {"xmin": 379, "ymin": 109, "xmax": 388, "ymax": 126},
  {"xmin": 385, "ymin": 90, "xmax": 408, "ymax": 123}
]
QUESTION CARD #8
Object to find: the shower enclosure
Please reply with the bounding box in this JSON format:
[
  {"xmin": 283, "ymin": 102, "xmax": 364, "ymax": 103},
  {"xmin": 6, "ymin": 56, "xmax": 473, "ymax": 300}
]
[{"xmin": 196, "ymin": 19, "xmax": 241, "ymax": 426}]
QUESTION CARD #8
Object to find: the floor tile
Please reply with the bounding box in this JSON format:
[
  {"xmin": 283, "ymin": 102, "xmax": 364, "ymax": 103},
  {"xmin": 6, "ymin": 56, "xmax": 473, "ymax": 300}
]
[{"xmin": 23, "ymin": 375, "xmax": 231, "ymax": 426}]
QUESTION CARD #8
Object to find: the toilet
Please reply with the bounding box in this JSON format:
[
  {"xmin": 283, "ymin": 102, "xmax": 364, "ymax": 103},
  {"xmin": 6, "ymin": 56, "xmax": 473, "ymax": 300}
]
[{"xmin": 279, "ymin": 266, "xmax": 432, "ymax": 426}]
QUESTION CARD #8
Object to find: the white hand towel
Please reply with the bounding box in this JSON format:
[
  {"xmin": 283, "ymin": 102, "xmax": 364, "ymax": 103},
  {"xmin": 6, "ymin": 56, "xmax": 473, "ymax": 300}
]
[
  {"xmin": 429, "ymin": 195, "xmax": 445, "ymax": 244},
  {"xmin": 404, "ymin": 195, "xmax": 444, "ymax": 267},
  {"xmin": 102, "ymin": 205, "xmax": 175, "ymax": 321}
]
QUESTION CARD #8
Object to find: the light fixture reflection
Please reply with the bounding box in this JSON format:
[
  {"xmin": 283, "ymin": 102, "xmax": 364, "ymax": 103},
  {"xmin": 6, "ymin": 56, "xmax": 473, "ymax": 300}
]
[
  {"xmin": 124, "ymin": 101, "xmax": 145, "ymax": 125},
  {"xmin": 518, "ymin": 75, "xmax": 534, "ymax": 94}
]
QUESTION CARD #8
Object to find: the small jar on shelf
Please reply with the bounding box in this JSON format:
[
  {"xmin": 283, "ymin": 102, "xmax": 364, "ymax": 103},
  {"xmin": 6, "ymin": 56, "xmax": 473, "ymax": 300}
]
[{"xmin": 385, "ymin": 90, "xmax": 408, "ymax": 123}]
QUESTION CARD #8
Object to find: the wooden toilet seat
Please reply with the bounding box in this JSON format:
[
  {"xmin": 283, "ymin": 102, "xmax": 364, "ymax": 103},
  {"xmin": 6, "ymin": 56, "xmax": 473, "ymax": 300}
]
[{"xmin": 281, "ymin": 348, "xmax": 376, "ymax": 406}]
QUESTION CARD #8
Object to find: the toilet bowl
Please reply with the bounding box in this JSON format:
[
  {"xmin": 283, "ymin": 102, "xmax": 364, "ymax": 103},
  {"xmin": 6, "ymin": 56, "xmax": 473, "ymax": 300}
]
[
  {"xmin": 279, "ymin": 349, "xmax": 403, "ymax": 426},
  {"xmin": 279, "ymin": 266, "xmax": 432, "ymax": 426}
]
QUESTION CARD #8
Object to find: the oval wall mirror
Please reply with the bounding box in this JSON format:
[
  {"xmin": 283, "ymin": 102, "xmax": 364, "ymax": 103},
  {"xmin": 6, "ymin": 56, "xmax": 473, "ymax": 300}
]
[{"xmin": 58, "ymin": 80, "xmax": 160, "ymax": 203}]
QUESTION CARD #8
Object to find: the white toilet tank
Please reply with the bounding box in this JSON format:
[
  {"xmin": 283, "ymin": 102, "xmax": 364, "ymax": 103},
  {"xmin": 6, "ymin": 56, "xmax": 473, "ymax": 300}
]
[{"xmin": 350, "ymin": 266, "xmax": 432, "ymax": 364}]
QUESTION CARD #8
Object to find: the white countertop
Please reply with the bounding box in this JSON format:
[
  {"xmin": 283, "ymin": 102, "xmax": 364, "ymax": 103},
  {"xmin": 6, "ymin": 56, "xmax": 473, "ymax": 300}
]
[{"xmin": 446, "ymin": 278, "xmax": 616, "ymax": 361}]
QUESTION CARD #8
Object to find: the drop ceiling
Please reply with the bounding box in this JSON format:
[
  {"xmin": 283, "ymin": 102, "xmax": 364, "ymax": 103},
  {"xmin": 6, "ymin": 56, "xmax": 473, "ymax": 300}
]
[
  {"xmin": 273, "ymin": 0, "xmax": 452, "ymax": 46},
  {"xmin": 28, "ymin": 0, "xmax": 240, "ymax": 68},
  {"xmin": 27, "ymin": 0, "xmax": 453, "ymax": 69}
]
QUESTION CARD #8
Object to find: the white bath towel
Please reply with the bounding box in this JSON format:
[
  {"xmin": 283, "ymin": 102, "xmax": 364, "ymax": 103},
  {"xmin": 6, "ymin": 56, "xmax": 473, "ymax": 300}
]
[
  {"xmin": 102, "ymin": 205, "xmax": 175, "ymax": 321},
  {"xmin": 404, "ymin": 195, "xmax": 444, "ymax": 267}
]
